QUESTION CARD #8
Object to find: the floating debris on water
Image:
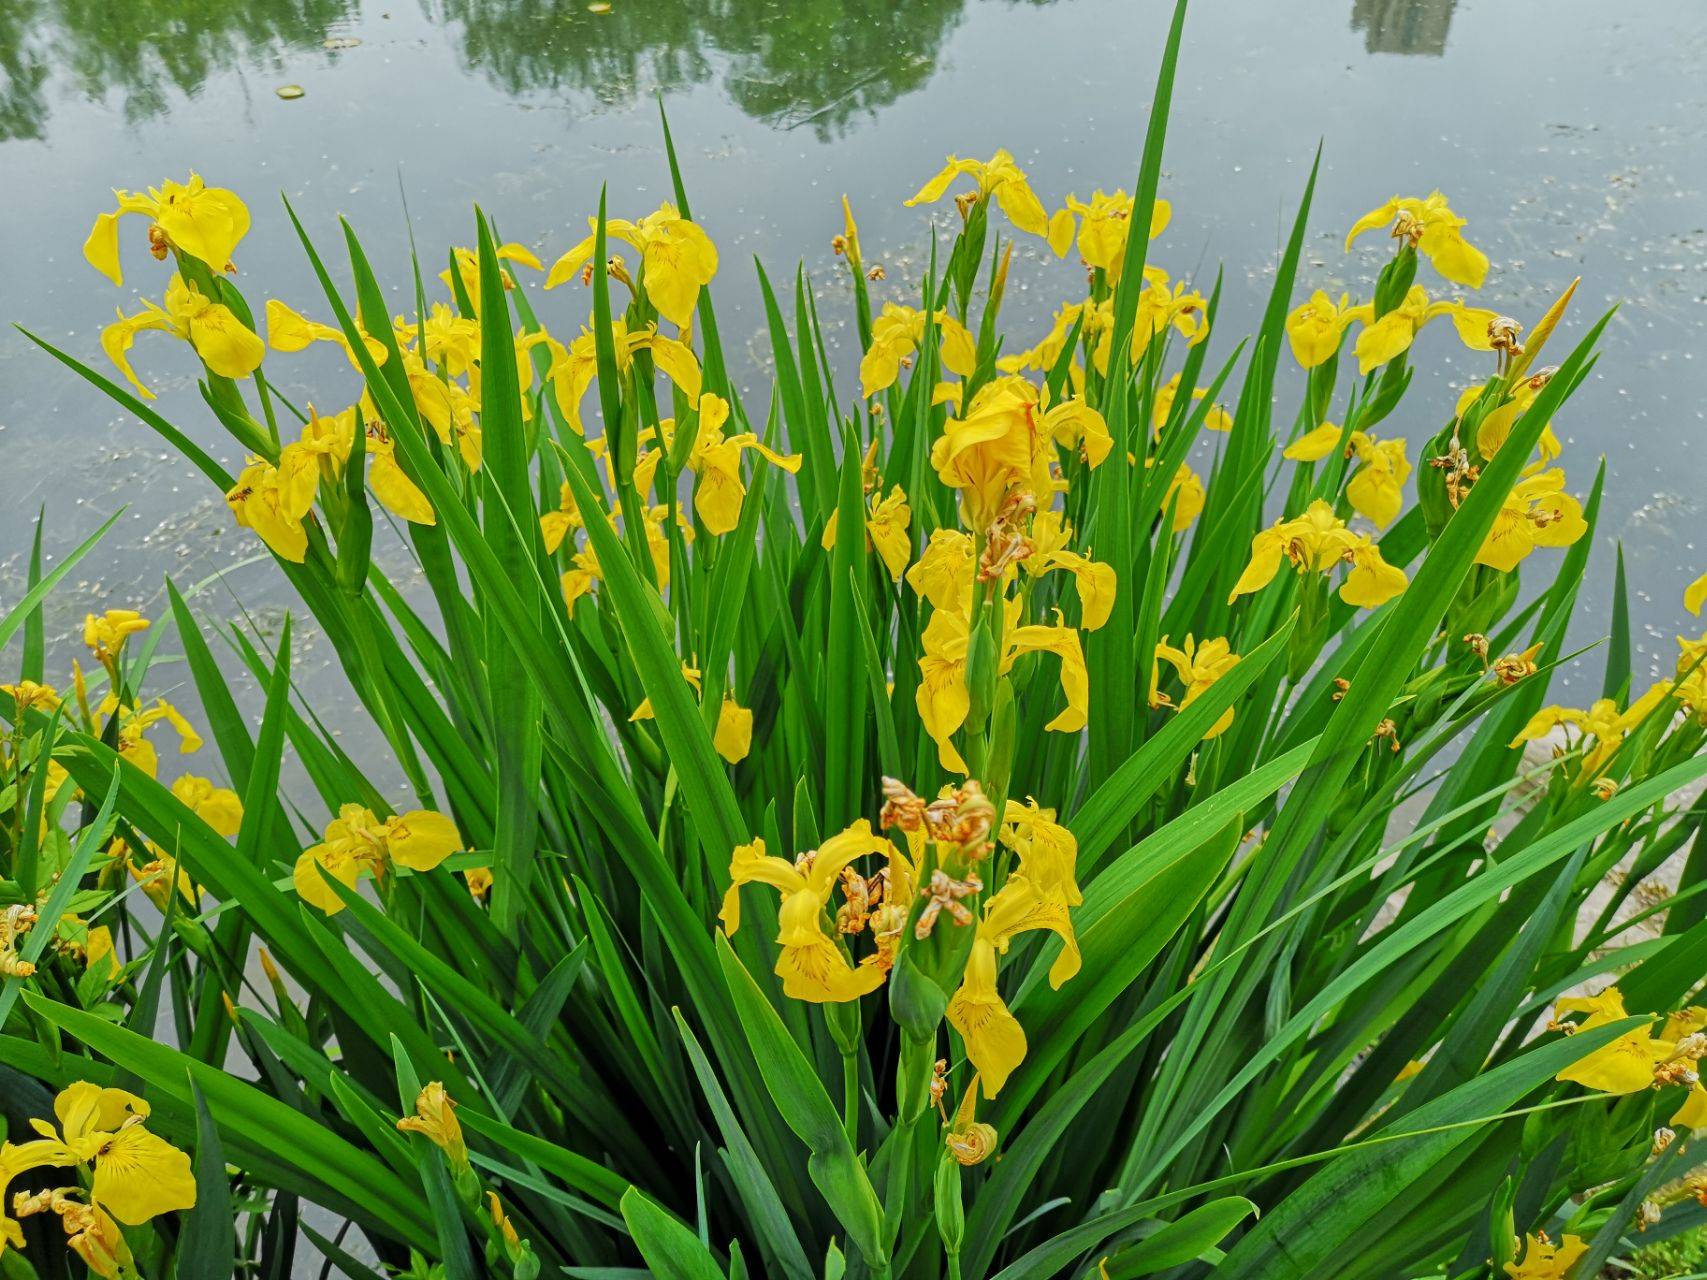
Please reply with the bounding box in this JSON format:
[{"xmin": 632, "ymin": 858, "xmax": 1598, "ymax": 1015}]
[
  {"xmin": 323, "ymin": 36, "xmax": 362, "ymax": 50},
  {"xmin": 275, "ymin": 84, "xmax": 305, "ymax": 100}
]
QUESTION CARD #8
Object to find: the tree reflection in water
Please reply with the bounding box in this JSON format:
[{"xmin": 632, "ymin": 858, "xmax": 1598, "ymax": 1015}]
[
  {"xmin": 426, "ymin": 0, "xmax": 967, "ymax": 139},
  {"xmin": 0, "ymin": 0, "xmax": 979, "ymax": 145},
  {"xmin": 0, "ymin": 0, "xmax": 355, "ymax": 141}
]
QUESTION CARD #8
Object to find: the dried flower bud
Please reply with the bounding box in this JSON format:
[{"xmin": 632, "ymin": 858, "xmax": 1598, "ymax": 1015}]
[
  {"xmin": 1391, "ymin": 210, "xmax": 1425, "ymax": 245},
  {"xmin": 914, "ymin": 869, "xmax": 982, "ymax": 940},
  {"xmin": 880, "ymin": 776, "xmax": 928, "ymax": 831},
  {"xmin": 1591, "ymin": 777, "xmax": 1620, "ymax": 801},
  {"xmin": 1463, "ymin": 633, "xmax": 1490, "ymax": 661},
  {"xmin": 1487, "ymin": 315, "xmax": 1524, "ymax": 357},
  {"xmin": 1492, "ymin": 648, "xmax": 1540, "ymax": 685},
  {"xmin": 1652, "ymin": 1127, "xmax": 1676, "ymax": 1157},
  {"xmin": 946, "ymin": 1121, "xmax": 998, "ymax": 1166}
]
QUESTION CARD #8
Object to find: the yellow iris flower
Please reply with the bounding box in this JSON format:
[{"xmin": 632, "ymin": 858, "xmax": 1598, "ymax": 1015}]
[
  {"xmin": 1025, "ymin": 543, "xmax": 1118, "ymax": 631},
  {"xmin": 396, "ymin": 1082, "xmax": 469, "ymax": 1170},
  {"xmin": 1549, "ymin": 992, "xmax": 1707, "ymax": 1125},
  {"xmin": 1555, "ymin": 1023, "xmax": 1673, "ymax": 1094},
  {"xmin": 308, "ymin": 405, "xmax": 437, "ymax": 525},
  {"xmin": 101, "ymin": 273, "xmax": 264, "ymax": 399},
  {"xmin": 170, "ymin": 774, "xmax": 243, "ymax": 837},
  {"xmin": 294, "ymin": 803, "xmax": 462, "ymax": 914},
  {"xmin": 1152, "ymin": 635, "xmax": 1241, "ymax": 738},
  {"xmin": 265, "ymin": 299, "xmax": 388, "ymax": 368},
  {"xmin": 947, "ymin": 874, "xmax": 1081, "ymax": 1097},
  {"xmin": 1282, "ymin": 421, "xmax": 1344, "ymax": 463},
  {"xmin": 1288, "ymin": 422, "xmax": 1423, "ymax": 527},
  {"xmin": 1456, "ymin": 377, "xmax": 1562, "ymax": 465},
  {"xmin": 999, "ymin": 799, "xmax": 1083, "ymax": 909},
  {"xmin": 907, "ymin": 529, "xmax": 976, "ymax": 613},
  {"xmin": 1345, "ymin": 191, "xmax": 1489, "ymax": 289},
  {"xmin": 998, "ymin": 299, "xmax": 1106, "ymax": 383},
  {"xmin": 1503, "ymin": 1233, "xmax": 1587, "ymax": 1280},
  {"xmin": 1344, "ymin": 432, "xmax": 1411, "ymax": 529},
  {"xmin": 1063, "ymin": 188, "xmax": 1170, "ymax": 280},
  {"xmin": 720, "ymin": 823, "xmax": 894, "ymax": 1003},
  {"xmin": 1511, "ymin": 682, "xmax": 1674, "ymax": 776},
  {"xmin": 96, "ymin": 693, "xmax": 201, "ymax": 778},
  {"xmin": 560, "ymin": 543, "xmax": 603, "ymax": 617},
  {"xmin": 628, "ymin": 662, "xmax": 754, "ymax": 764},
  {"xmin": 1285, "ymin": 291, "xmax": 1354, "ymax": 369},
  {"xmin": 226, "ymin": 455, "xmax": 312, "ymax": 563},
  {"xmin": 931, "ymin": 376, "xmax": 1109, "ymax": 531},
  {"xmin": 1343, "ymin": 286, "xmax": 1498, "ymax": 376},
  {"xmin": 1162, "ymin": 462, "xmax": 1206, "ymax": 532},
  {"xmin": 546, "ymin": 318, "xmax": 701, "ymax": 434},
  {"xmin": 82, "ymin": 610, "xmax": 149, "ymax": 664},
  {"xmin": 1152, "ymin": 372, "xmax": 1232, "ymax": 435},
  {"xmin": 441, "ymin": 242, "xmax": 542, "ymax": 314},
  {"xmin": 905, "ymin": 149, "xmax": 1064, "ymax": 249},
  {"xmin": 917, "ymin": 603, "xmax": 1088, "ymax": 774},
  {"xmin": 83, "ymin": 173, "xmax": 249, "ymax": 287},
  {"xmin": 1228, "ymin": 500, "xmax": 1408, "ymax": 609},
  {"xmin": 1076, "ymin": 272, "xmax": 1208, "ymax": 376},
  {"xmin": 5, "ymin": 1082, "xmax": 196, "ymax": 1226},
  {"xmin": 395, "ymin": 303, "xmax": 481, "ymax": 376},
  {"xmin": 682, "ymin": 393, "xmax": 802, "ymax": 535},
  {"xmin": 859, "ymin": 304, "xmax": 978, "ymax": 400},
  {"xmin": 540, "ymin": 481, "xmax": 588, "ymax": 554},
  {"xmin": 546, "ymin": 204, "xmax": 717, "ymax": 328},
  {"xmin": 1474, "ymin": 468, "xmax": 1586, "ymax": 573},
  {"xmin": 823, "ymin": 485, "xmax": 915, "ymax": 582}
]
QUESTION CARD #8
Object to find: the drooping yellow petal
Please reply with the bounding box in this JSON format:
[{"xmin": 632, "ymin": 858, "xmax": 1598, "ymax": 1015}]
[
  {"xmin": 1343, "ymin": 198, "xmax": 1401, "ymax": 251},
  {"xmin": 1687, "ymin": 571, "xmax": 1707, "ymax": 617},
  {"xmin": 1555, "ymin": 1028, "xmax": 1670, "ymax": 1095},
  {"xmin": 1228, "ymin": 528, "xmax": 1286, "ymax": 604},
  {"xmin": 714, "ymin": 696, "xmax": 753, "ymax": 764},
  {"xmin": 92, "ymin": 1123, "xmax": 196, "ymax": 1225},
  {"xmin": 1353, "ymin": 311, "xmax": 1417, "ymax": 375},
  {"xmin": 1282, "ymin": 422, "xmax": 1344, "ymax": 463},
  {"xmin": 1339, "ymin": 539, "xmax": 1408, "ymax": 609},
  {"xmin": 720, "ymin": 837, "xmax": 807, "ymax": 935},
  {"xmin": 170, "ymin": 775, "xmax": 243, "ymax": 838},
  {"xmin": 370, "ymin": 453, "xmax": 437, "ymax": 526},
  {"xmin": 293, "ymin": 844, "xmax": 367, "ymax": 914},
  {"xmin": 946, "ymin": 939, "xmax": 1027, "ymax": 1097},
  {"xmin": 1005, "ymin": 624, "xmax": 1088, "ymax": 734},
  {"xmin": 83, "ymin": 210, "xmax": 125, "ymax": 287},
  {"xmin": 100, "ymin": 304, "xmax": 178, "ymax": 399},
  {"xmin": 385, "ymin": 810, "xmax": 461, "ymax": 872}
]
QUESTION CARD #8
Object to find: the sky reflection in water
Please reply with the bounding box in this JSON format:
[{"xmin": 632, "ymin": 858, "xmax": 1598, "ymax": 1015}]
[{"xmin": 2, "ymin": 0, "xmax": 1704, "ymax": 735}]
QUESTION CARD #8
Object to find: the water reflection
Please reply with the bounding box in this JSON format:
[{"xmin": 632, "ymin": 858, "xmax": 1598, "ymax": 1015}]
[
  {"xmin": 1349, "ymin": 0, "xmax": 1457, "ymax": 56},
  {"xmin": 1, "ymin": 0, "xmax": 985, "ymax": 145},
  {"xmin": 426, "ymin": 0, "xmax": 968, "ymax": 138},
  {"xmin": 0, "ymin": 0, "xmax": 355, "ymax": 140}
]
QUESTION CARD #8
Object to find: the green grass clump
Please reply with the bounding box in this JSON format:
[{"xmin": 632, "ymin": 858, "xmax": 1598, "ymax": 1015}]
[{"xmin": 4, "ymin": 2, "xmax": 1707, "ymax": 1277}]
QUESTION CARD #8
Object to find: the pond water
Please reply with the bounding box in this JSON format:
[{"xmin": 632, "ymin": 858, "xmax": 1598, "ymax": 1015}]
[{"xmin": 3, "ymin": 0, "xmax": 1706, "ymax": 739}]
